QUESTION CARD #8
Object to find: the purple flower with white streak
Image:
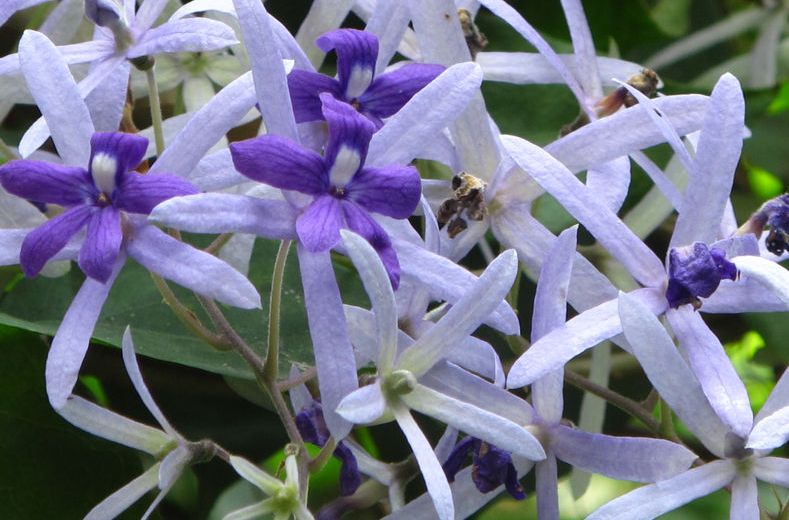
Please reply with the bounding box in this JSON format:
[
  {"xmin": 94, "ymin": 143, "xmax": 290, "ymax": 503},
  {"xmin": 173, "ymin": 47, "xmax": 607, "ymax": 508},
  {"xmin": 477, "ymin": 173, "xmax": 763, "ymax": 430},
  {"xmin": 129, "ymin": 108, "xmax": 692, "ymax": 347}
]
[
  {"xmin": 0, "ymin": 31, "xmax": 260, "ymax": 410},
  {"xmin": 288, "ymin": 29, "xmax": 444, "ymax": 128},
  {"xmin": 1, "ymin": 132, "xmax": 197, "ymax": 282},
  {"xmin": 230, "ymin": 93, "xmax": 421, "ymax": 287},
  {"xmin": 587, "ymin": 292, "xmax": 789, "ymax": 520}
]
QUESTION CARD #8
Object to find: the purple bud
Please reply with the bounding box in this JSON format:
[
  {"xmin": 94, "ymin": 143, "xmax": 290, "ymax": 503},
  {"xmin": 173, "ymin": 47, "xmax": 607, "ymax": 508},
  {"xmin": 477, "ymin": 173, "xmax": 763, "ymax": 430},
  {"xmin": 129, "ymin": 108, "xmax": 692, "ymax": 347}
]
[
  {"xmin": 442, "ymin": 437, "xmax": 525, "ymax": 500},
  {"xmin": 666, "ymin": 242, "xmax": 737, "ymax": 309}
]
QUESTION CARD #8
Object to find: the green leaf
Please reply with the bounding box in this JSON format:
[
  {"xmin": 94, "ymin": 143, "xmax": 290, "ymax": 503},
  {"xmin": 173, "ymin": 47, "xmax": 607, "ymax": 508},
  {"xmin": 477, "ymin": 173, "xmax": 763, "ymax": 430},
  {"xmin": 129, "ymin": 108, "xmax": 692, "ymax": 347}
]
[
  {"xmin": 0, "ymin": 237, "xmax": 367, "ymax": 380},
  {"xmin": 768, "ymin": 81, "xmax": 789, "ymax": 115},
  {"xmin": 725, "ymin": 330, "xmax": 775, "ymax": 411},
  {"xmin": 746, "ymin": 164, "xmax": 785, "ymax": 200},
  {"xmin": 650, "ymin": 0, "xmax": 691, "ymax": 37},
  {"xmin": 0, "ymin": 326, "xmax": 145, "ymax": 519}
]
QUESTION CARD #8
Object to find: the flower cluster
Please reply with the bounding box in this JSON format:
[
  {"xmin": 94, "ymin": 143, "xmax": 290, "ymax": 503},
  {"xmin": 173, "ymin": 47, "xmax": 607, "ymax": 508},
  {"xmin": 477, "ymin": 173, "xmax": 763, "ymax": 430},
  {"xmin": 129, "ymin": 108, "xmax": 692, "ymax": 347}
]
[{"xmin": 0, "ymin": 1, "xmax": 787, "ymax": 519}]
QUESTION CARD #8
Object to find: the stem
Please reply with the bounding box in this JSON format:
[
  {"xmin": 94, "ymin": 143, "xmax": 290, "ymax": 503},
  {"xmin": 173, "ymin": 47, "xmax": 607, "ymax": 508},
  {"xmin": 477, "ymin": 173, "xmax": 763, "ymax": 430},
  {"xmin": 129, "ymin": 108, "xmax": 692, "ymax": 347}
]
[
  {"xmin": 308, "ymin": 437, "xmax": 336, "ymax": 473},
  {"xmin": 659, "ymin": 398, "xmax": 678, "ymax": 440},
  {"xmin": 564, "ymin": 369, "xmax": 662, "ymax": 434},
  {"xmin": 264, "ymin": 240, "xmax": 292, "ymax": 382},
  {"xmin": 204, "ymin": 232, "xmax": 234, "ymax": 255},
  {"xmin": 150, "ymin": 273, "xmax": 231, "ymax": 349},
  {"xmin": 277, "ymin": 366, "xmax": 317, "ymax": 392},
  {"xmin": 145, "ymin": 66, "xmax": 165, "ymax": 156}
]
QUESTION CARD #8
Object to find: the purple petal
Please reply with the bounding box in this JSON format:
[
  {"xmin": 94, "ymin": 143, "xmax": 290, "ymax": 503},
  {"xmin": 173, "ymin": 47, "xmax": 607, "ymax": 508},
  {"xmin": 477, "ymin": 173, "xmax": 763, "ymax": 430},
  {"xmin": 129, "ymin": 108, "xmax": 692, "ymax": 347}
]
[
  {"xmin": 84, "ymin": 0, "xmax": 123, "ymax": 28},
  {"xmin": 730, "ymin": 473, "xmax": 759, "ymax": 520},
  {"xmin": 298, "ymin": 246, "xmax": 358, "ymax": 439},
  {"xmin": 342, "ymin": 201, "xmax": 400, "ymax": 288},
  {"xmin": 316, "ymin": 29, "xmax": 378, "ymax": 97},
  {"xmin": 346, "ymin": 166, "xmax": 421, "ymax": 219},
  {"xmin": 78, "ymin": 207, "xmax": 122, "ymax": 283},
  {"xmin": 296, "ymin": 195, "xmax": 343, "ymax": 252},
  {"xmin": 89, "ymin": 132, "xmax": 148, "ymax": 191},
  {"xmin": 667, "ymin": 307, "xmax": 753, "ymax": 439},
  {"xmin": 360, "ymin": 63, "xmax": 445, "ymax": 119},
  {"xmin": 666, "ymin": 242, "xmax": 737, "ymax": 309},
  {"xmin": 19, "ymin": 31, "xmax": 94, "ymax": 167},
  {"xmin": 230, "ymin": 135, "xmax": 327, "ymax": 195},
  {"xmin": 321, "ymin": 93, "xmax": 376, "ymax": 178},
  {"xmin": 20, "ymin": 205, "xmax": 93, "ymax": 277},
  {"xmin": 126, "ymin": 224, "xmax": 261, "ymax": 309},
  {"xmin": 585, "ymin": 460, "xmax": 735, "ymax": 520},
  {"xmin": 550, "ymin": 425, "xmax": 697, "ymax": 482},
  {"xmin": 46, "ymin": 258, "xmax": 124, "ymax": 408},
  {"xmin": 0, "ymin": 160, "xmax": 93, "ymax": 206},
  {"xmin": 114, "ymin": 173, "xmax": 198, "ymax": 215},
  {"xmin": 288, "ymin": 69, "xmax": 343, "ymax": 123},
  {"xmin": 233, "ymin": 0, "xmax": 299, "ymax": 140},
  {"xmin": 753, "ymin": 457, "xmax": 789, "ymax": 487},
  {"xmin": 536, "ymin": 455, "xmax": 560, "ymax": 520},
  {"xmin": 126, "ymin": 18, "xmax": 238, "ymax": 59}
]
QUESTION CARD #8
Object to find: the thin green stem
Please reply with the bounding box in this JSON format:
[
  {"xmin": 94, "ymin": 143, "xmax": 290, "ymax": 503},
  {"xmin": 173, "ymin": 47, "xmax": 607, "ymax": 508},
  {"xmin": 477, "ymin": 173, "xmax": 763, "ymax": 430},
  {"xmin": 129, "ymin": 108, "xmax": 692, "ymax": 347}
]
[
  {"xmin": 277, "ymin": 366, "xmax": 317, "ymax": 392},
  {"xmin": 150, "ymin": 273, "xmax": 231, "ymax": 349},
  {"xmin": 308, "ymin": 437, "xmax": 336, "ymax": 474},
  {"xmin": 145, "ymin": 66, "xmax": 165, "ymax": 156},
  {"xmin": 204, "ymin": 232, "xmax": 234, "ymax": 256},
  {"xmin": 264, "ymin": 240, "xmax": 292, "ymax": 382},
  {"xmin": 659, "ymin": 397, "xmax": 678, "ymax": 440}
]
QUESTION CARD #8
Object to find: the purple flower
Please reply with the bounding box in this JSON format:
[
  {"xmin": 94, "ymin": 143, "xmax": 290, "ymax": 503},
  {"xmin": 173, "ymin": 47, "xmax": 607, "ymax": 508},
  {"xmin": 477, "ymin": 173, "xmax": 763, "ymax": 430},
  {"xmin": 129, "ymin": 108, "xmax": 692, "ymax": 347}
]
[
  {"xmin": 288, "ymin": 29, "xmax": 444, "ymax": 128},
  {"xmin": 295, "ymin": 400, "xmax": 361, "ymax": 496},
  {"xmin": 666, "ymin": 242, "xmax": 738, "ymax": 309},
  {"xmin": 0, "ymin": 132, "xmax": 197, "ymax": 283},
  {"xmin": 230, "ymin": 93, "xmax": 421, "ymax": 288},
  {"xmin": 442, "ymin": 437, "xmax": 525, "ymax": 500}
]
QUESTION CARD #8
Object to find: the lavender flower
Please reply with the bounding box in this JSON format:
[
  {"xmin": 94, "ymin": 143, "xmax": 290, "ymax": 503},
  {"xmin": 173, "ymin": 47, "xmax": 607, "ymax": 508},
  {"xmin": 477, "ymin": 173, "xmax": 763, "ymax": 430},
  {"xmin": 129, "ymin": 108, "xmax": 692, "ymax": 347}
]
[
  {"xmin": 586, "ymin": 293, "xmax": 789, "ymax": 519},
  {"xmin": 230, "ymin": 93, "xmax": 420, "ymax": 287},
  {"xmin": 288, "ymin": 29, "xmax": 444, "ymax": 128}
]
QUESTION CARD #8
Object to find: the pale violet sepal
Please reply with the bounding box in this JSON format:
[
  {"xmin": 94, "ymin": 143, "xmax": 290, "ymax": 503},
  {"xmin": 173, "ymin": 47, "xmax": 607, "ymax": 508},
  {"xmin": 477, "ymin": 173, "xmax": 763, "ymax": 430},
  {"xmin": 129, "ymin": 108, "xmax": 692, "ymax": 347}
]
[{"xmin": 732, "ymin": 255, "xmax": 789, "ymax": 306}]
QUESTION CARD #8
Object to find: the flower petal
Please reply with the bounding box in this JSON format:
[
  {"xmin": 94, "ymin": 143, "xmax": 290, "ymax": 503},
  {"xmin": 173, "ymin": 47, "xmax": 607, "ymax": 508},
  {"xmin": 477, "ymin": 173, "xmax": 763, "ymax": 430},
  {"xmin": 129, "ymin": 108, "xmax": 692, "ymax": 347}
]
[
  {"xmin": 507, "ymin": 288, "xmax": 666, "ymax": 389},
  {"xmin": 0, "ymin": 160, "xmax": 92, "ymax": 206},
  {"xmin": 79, "ymin": 207, "xmax": 122, "ymax": 283},
  {"xmin": 149, "ymin": 193, "xmax": 297, "ymax": 239},
  {"xmin": 298, "ymin": 246, "xmax": 358, "ymax": 439},
  {"xmin": 84, "ymin": 463, "xmax": 161, "ymax": 520},
  {"xmin": 732, "ymin": 255, "xmax": 789, "ymax": 306},
  {"xmin": 121, "ymin": 327, "xmax": 179, "ymax": 438},
  {"xmin": 321, "ymin": 93, "xmax": 375, "ymax": 183},
  {"xmin": 89, "ymin": 132, "xmax": 148, "ymax": 190},
  {"xmin": 19, "ymin": 30, "xmax": 94, "ymax": 166},
  {"xmin": 391, "ymin": 402, "xmax": 454, "ymax": 520},
  {"xmin": 753, "ymin": 457, "xmax": 789, "ymax": 487},
  {"xmin": 397, "ymin": 250, "xmax": 518, "ymax": 377},
  {"xmin": 667, "ymin": 307, "xmax": 753, "ymax": 439},
  {"xmin": 402, "ymin": 383, "xmax": 546, "ymax": 461},
  {"xmin": 346, "ymin": 166, "xmax": 421, "ymax": 219},
  {"xmin": 671, "ymin": 74, "xmax": 744, "ymax": 248},
  {"xmin": 618, "ymin": 291, "xmax": 731, "ymax": 457},
  {"xmin": 288, "ymin": 70, "xmax": 343, "ymax": 122},
  {"xmin": 545, "ymin": 94, "xmax": 709, "ymax": 174},
  {"xmin": 151, "ymin": 72, "xmax": 256, "ymax": 177},
  {"xmin": 127, "ymin": 18, "xmax": 238, "ymax": 58},
  {"xmin": 535, "ymin": 455, "xmax": 560, "ymax": 520},
  {"xmin": 126, "ymin": 224, "xmax": 261, "ymax": 309},
  {"xmin": 232, "ymin": 0, "xmax": 299, "ymax": 140},
  {"xmin": 585, "ymin": 460, "xmax": 735, "ymax": 520},
  {"xmin": 46, "ymin": 259, "xmax": 124, "ymax": 408},
  {"xmin": 342, "ymin": 201, "xmax": 400, "ymax": 288},
  {"xmin": 316, "ymin": 29, "xmax": 378, "ymax": 96},
  {"xmin": 730, "ymin": 473, "xmax": 759, "ymax": 520},
  {"xmin": 361, "ymin": 63, "xmax": 445, "ymax": 119},
  {"xmin": 366, "ymin": 62, "xmax": 483, "ymax": 168},
  {"xmin": 20, "ymin": 205, "xmax": 93, "ymax": 278},
  {"xmin": 550, "ymin": 425, "xmax": 697, "ymax": 482},
  {"xmin": 746, "ymin": 406, "xmax": 789, "ymax": 450},
  {"xmin": 115, "ymin": 173, "xmax": 199, "ymax": 215},
  {"xmin": 335, "ymin": 382, "xmax": 387, "ymax": 424},
  {"xmin": 230, "ymin": 135, "xmax": 327, "ymax": 195},
  {"xmin": 58, "ymin": 395, "xmax": 171, "ymax": 454},
  {"xmin": 297, "ymin": 195, "xmax": 343, "ymax": 252},
  {"xmin": 756, "ymin": 367, "xmax": 789, "ymax": 425},
  {"xmin": 503, "ymin": 134, "xmax": 666, "ymax": 288},
  {"xmin": 341, "ymin": 229, "xmax": 398, "ymax": 371}
]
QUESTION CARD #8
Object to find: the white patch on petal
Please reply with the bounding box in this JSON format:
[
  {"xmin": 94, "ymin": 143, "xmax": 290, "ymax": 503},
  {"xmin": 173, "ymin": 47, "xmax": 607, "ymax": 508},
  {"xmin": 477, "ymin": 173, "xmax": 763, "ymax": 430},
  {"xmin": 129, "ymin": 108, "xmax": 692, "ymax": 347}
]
[
  {"xmin": 329, "ymin": 146, "xmax": 362, "ymax": 188},
  {"xmin": 91, "ymin": 153, "xmax": 118, "ymax": 194},
  {"xmin": 345, "ymin": 66, "xmax": 374, "ymax": 99}
]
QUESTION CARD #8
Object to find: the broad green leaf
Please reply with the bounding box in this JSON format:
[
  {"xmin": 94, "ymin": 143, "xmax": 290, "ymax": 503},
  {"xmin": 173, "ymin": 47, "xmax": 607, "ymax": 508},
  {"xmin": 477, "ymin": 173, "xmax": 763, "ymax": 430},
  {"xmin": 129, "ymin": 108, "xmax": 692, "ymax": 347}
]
[
  {"xmin": 0, "ymin": 326, "xmax": 145, "ymax": 519},
  {"xmin": 0, "ymin": 236, "xmax": 367, "ymax": 380}
]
